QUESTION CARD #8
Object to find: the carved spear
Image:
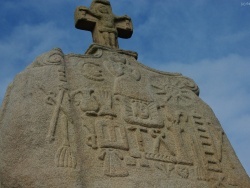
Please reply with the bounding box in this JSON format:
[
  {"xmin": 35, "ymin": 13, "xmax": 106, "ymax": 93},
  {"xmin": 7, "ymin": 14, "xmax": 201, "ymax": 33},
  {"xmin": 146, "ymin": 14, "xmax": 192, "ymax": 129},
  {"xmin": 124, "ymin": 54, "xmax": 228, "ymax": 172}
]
[
  {"xmin": 46, "ymin": 64, "xmax": 67, "ymax": 142},
  {"xmin": 46, "ymin": 88, "xmax": 65, "ymax": 142}
]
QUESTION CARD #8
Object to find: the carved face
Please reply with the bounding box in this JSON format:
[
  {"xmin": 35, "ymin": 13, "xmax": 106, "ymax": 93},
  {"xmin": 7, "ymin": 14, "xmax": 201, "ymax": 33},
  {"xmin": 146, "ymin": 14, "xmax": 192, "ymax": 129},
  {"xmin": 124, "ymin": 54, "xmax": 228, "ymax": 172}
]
[
  {"xmin": 98, "ymin": 5, "xmax": 110, "ymax": 14},
  {"xmin": 83, "ymin": 62, "xmax": 104, "ymax": 81},
  {"xmin": 49, "ymin": 53, "xmax": 64, "ymax": 64},
  {"xmin": 94, "ymin": 4, "xmax": 112, "ymax": 15}
]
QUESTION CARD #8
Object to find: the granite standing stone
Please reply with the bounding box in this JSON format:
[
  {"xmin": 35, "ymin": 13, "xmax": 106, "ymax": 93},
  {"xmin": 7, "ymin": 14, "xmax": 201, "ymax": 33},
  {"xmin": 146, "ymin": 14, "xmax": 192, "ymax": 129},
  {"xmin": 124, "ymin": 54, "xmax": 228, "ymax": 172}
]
[{"xmin": 0, "ymin": 0, "xmax": 249, "ymax": 187}]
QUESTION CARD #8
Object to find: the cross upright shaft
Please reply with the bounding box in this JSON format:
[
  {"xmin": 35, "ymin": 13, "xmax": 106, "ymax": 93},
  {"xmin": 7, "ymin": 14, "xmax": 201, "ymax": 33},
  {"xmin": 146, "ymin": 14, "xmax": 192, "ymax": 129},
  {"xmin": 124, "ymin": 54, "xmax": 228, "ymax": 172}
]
[{"xmin": 75, "ymin": 0, "xmax": 133, "ymax": 49}]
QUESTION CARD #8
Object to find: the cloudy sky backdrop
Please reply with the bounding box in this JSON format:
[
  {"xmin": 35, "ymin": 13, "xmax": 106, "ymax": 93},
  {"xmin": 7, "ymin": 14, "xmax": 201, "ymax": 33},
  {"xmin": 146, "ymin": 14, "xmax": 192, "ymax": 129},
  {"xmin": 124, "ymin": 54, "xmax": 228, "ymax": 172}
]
[{"xmin": 0, "ymin": 0, "xmax": 249, "ymax": 175}]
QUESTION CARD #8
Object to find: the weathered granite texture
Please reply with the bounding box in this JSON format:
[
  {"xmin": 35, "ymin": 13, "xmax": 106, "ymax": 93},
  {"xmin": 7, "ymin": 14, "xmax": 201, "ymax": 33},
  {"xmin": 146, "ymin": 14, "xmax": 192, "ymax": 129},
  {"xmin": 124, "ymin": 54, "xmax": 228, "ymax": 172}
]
[
  {"xmin": 0, "ymin": 45, "xmax": 249, "ymax": 188},
  {"xmin": 1, "ymin": 0, "xmax": 250, "ymax": 187},
  {"xmin": 75, "ymin": 0, "xmax": 133, "ymax": 49}
]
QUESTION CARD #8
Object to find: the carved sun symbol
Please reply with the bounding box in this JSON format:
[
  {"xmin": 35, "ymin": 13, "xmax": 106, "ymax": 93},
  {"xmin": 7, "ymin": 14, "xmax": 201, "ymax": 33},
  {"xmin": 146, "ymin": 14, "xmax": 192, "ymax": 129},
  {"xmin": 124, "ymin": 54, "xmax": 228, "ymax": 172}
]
[
  {"xmin": 164, "ymin": 85, "xmax": 193, "ymax": 105},
  {"xmin": 152, "ymin": 78, "xmax": 195, "ymax": 106}
]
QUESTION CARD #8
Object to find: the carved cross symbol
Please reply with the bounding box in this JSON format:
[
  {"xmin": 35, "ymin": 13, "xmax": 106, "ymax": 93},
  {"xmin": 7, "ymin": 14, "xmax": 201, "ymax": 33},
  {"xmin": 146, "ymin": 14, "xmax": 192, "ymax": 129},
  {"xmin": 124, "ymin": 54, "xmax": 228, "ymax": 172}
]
[{"xmin": 75, "ymin": 0, "xmax": 133, "ymax": 49}]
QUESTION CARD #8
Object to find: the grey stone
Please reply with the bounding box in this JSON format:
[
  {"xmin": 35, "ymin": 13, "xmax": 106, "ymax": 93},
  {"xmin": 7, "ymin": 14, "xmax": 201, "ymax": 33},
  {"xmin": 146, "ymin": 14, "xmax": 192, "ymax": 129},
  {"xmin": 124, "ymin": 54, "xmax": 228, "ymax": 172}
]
[
  {"xmin": 0, "ymin": 0, "xmax": 249, "ymax": 187},
  {"xmin": 0, "ymin": 45, "xmax": 249, "ymax": 187},
  {"xmin": 75, "ymin": 0, "xmax": 133, "ymax": 49}
]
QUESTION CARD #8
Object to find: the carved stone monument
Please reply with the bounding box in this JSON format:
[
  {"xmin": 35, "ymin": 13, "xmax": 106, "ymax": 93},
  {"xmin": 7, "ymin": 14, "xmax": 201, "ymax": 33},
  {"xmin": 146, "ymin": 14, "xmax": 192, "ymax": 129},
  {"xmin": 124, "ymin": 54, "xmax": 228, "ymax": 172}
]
[
  {"xmin": 74, "ymin": 0, "xmax": 132, "ymax": 49},
  {"xmin": 0, "ymin": 0, "xmax": 249, "ymax": 187}
]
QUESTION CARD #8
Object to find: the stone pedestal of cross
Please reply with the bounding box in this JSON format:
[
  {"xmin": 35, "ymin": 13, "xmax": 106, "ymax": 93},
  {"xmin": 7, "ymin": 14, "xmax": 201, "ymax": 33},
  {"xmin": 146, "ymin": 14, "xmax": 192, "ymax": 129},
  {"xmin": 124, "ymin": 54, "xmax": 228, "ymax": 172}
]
[{"xmin": 74, "ymin": 0, "xmax": 133, "ymax": 49}]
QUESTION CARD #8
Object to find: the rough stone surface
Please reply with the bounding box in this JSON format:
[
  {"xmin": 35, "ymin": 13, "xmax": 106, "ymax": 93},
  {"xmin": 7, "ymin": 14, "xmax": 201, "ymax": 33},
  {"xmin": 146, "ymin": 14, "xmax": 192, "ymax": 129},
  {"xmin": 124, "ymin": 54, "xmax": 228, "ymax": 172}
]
[
  {"xmin": 0, "ymin": 45, "xmax": 249, "ymax": 188},
  {"xmin": 75, "ymin": 0, "xmax": 133, "ymax": 49},
  {"xmin": 1, "ymin": 0, "xmax": 250, "ymax": 187}
]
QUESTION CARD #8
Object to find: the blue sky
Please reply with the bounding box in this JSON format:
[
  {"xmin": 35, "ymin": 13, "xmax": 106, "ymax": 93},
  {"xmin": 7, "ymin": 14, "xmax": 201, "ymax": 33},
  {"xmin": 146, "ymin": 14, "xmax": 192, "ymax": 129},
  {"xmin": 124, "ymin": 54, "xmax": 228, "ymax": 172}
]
[{"xmin": 0, "ymin": 0, "xmax": 250, "ymax": 176}]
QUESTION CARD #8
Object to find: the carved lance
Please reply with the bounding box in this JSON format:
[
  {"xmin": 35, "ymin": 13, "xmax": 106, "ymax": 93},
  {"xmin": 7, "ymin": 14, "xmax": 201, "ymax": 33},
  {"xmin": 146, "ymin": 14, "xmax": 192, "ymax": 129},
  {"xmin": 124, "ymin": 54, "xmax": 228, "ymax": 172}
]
[
  {"xmin": 42, "ymin": 54, "xmax": 77, "ymax": 168},
  {"xmin": 46, "ymin": 60, "xmax": 68, "ymax": 142}
]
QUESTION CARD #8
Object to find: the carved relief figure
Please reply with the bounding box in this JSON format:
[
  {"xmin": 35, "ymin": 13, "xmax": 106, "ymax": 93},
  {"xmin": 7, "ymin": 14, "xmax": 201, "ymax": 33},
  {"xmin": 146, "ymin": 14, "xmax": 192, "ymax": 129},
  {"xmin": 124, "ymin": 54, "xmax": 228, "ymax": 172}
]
[
  {"xmin": 99, "ymin": 149, "xmax": 128, "ymax": 177},
  {"xmin": 46, "ymin": 66, "xmax": 68, "ymax": 142},
  {"xmin": 38, "ymin": 50, "xmax": 76, "ymax": 169},
  {"xmin": 126, "ymin": 126, "xmax": 153, "ymax": 169},
  {"xmin": 155, "ymin": 163, "xmax": 175, "ymax": 178},
  {"xmin": 94, "ymin": 119, "xmax": 129, "ymax": 177},
  {"xmin": 194, "ymin": 112, "xmax": 222, "ymax": 172},
  {"xmin": 55, "ymin": 114, "xmax": 77, "ymax": 169},
  {"xmin": 75, "ymin": 0, "xmax": 133, "ymax": 48},
  {"xmin": 176, "ymin": 165, "xmax": 189, "ymax": 179},
  {"xmin": 166, "ymin": 110, "xmax": 193, "ymax": 165},
  {"xmin": 145, "ymin": 129, "xmax": 176, "ymax": 163},
  {"xmin": 189, "ymin": 111, "xmax": 223, "ymax": 180},
  {"xmin": 71, "ymin": 89, "xmax": 116, "ymax": 117},
  {"xmin": 28, "ymin": 48, "xmax": 65, "ymax": 68},
  {"xmin": 95, "ymin": 119, "xmax": 129, "ymax": 150},
  {"xmin": 94, "ymin": 90, "xmax": 116, "ymax": 117},
  {"xmin": 82, "ymin": 62, "xmax": 104, "ymax": 81},
  {"xmin": 123, "ymin": 98, "xmax": 164, "ymax": 128},
  {"xmin": 84, "ymin": 123, "xmax": 98, "ymax": 150},
  {"xmin": 104, "ymin": 57, "xmax": 154, "ymax": 100},
  {"xmin": 81, "ymin": 116, "xmax": 130, "ymax": 177},
  {"xmin": 151, "ymin": 77, "xmax": 199, "ymax": 106},
  {"xmin": 71, "ymin": 89, "xmax": 99, "ymax": 116}
]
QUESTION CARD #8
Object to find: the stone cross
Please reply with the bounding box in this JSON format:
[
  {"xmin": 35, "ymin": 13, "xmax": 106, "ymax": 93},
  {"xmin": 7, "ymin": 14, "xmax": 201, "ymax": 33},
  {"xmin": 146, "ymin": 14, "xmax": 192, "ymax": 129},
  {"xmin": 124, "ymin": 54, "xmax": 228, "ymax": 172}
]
[{"xmin": 74, "ymin": 0, "xmax": 133, "ymax": 49}]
